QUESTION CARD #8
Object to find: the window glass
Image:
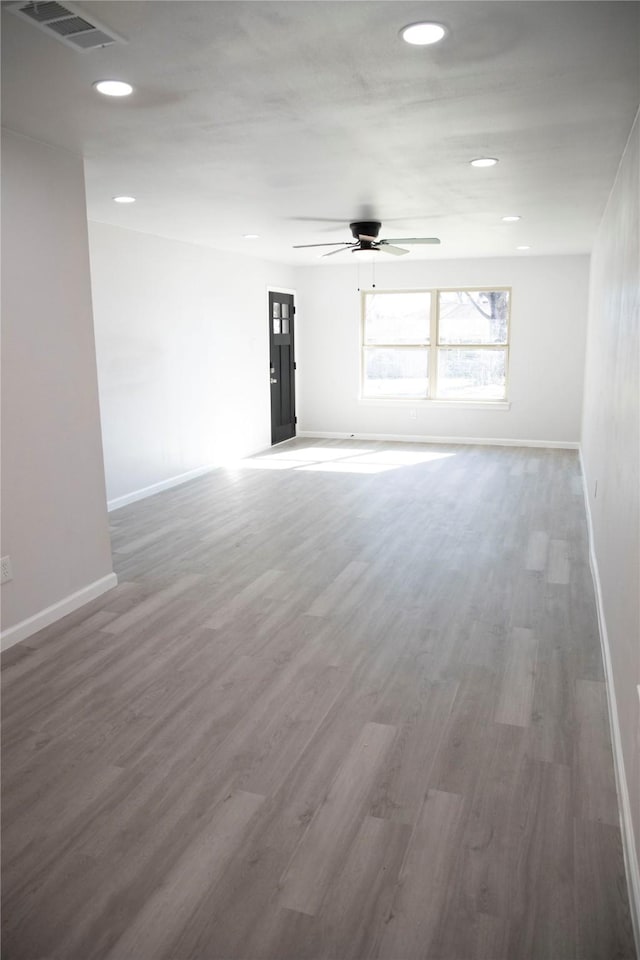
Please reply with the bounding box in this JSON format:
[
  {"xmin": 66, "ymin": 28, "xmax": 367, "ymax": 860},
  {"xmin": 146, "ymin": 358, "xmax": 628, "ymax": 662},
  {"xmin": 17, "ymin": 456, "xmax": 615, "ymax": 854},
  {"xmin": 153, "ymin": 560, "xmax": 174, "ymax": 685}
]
[
  {"xmin": 437, "ymin": 348, "xmax": 507, "ymax": 400},
  {"xmin": 364, "ymin": 292, "xmax": 430, "ymax": 345},
  {"xmin": 439, "ymin": 290, "xmax": 509, "ymax": 344},
  {"xmin": 363, "ymin": 347, "xmax": 429, "ymax": 398}
]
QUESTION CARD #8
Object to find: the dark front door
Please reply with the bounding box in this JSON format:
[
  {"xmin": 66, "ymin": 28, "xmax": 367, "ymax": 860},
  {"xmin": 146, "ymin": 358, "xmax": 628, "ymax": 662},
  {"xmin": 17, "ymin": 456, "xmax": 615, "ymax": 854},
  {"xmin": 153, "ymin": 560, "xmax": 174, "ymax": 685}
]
[{"xmin": 269, "ymin": 291, "xmax": 296, "ymax": 444}]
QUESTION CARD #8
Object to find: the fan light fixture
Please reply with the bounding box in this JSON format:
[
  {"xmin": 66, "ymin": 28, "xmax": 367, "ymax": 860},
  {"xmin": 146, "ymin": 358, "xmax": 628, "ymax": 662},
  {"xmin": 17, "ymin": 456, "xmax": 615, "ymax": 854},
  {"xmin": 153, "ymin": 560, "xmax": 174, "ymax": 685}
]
[
  {"xmin": 502, "ymin": 215, "xmax": 521, "ymax": 222},
  {"xmin": 293, "ymin": 219, "xmax": 440, "ymax": 257},
  {"xmin": 471, "ymin": 157, "xmax": 499, "ymax": 168},
  {"xmin": 94, "ymin": 80, "xmax": 133, "ymax": 97},
  {"xmin": 113, "ymin": 196, "xmax": 136, "ymax": 204},
  {"xmin": 400, "ymin": 22, "xmax": 447, "ymax": 45}
]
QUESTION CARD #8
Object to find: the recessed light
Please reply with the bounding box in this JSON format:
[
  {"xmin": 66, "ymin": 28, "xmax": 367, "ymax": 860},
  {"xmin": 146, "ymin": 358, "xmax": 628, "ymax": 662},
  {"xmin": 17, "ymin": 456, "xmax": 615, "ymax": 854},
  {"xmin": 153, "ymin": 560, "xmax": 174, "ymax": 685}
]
[
  {"xmin": 502, "ymin": 215, "xmax": 521, "ymax": 222},
  {"xmin": 516, "ymin": 245, "xmax": 530, "ymax": 251},
  {"xmin": 470, "ymin": 157, "xmax": 499, "ymax": 168},
  {"xmin": 94, "ymin": 80, "xmax": 133, "ymax": 97},
  {"xmin": 243, "ymin": 234, "xmax": 259, "ymax": 239},
  {"xmin": 400, "ymin": 22, "xmax": 447, "ymax": 45},
  {"xmin": 113, "ymin": 196, "xmax": 136, "ymax": 204}
]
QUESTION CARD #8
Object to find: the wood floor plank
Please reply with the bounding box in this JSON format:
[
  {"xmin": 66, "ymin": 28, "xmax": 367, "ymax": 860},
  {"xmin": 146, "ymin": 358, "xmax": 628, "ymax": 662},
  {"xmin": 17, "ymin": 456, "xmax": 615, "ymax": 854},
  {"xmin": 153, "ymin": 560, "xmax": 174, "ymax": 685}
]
[
  {"xmin": 306, "ymin": 559, "xmax": 369, "ymax": 617},
  {"xmin": 541, "ymin": 581, "xmax": 605, "ymax": 682},
  {"xmin": 317, "ymin": 815, "xmax": 411, "ymax": 960},
  {"xmin": 2, "ymin": 760, "xmax": 125, "ymax": 877},
  {"xmin": 369, "ymin": 675, "xmax": 458, "ymax": 824},
  {"xmin": 525, "ymin": 530, "xmax": 549, "ymax": 571},
  {"xmin": 494, "ymin": 626, "xmax": 538, "ymax": 727},
  {"xmin": 206, "ymin": 568, "xmax": 286, "ymax": 629},
  {"xmin": 104, "ymin": 790, "xmax": 265, "ymax": 960},
  {"xmin": 101, "ymin": 573, "xmax": 203, "ymax": 634},
  {"xmin": 574, "ymin": 817, "xmax": 637, "ymax": 959},
  {"xmin": 278, "ymin": 721, "xmax": 397, "ymax": 916},
  {"xmin": 427, "ymin": 722, "xmax": 528, "ymax": 960},
  {"xmin": 429, "ymin": 669, "xmax": 501, "ymax": 798},
  {"xmin": 547, "ymin": 538, "xmax": 571, "ymax": 584},
  {"xmin": 112, "ymin": 519, "xmax": 185, "ymax": 555},
  {"xmin": 574, "ymin": 678, "xmax": 620, "ymax": 825},
  {"xmin": 505, "ymin": 761, "xmax": 576, "ymax": 960},
  {"xmin": 377, "ymin": 788, "xmax": 466, "ymax": 960},
  {"xmin": 529, "ymin": 637, "xmax": 573, "ymax": 764}
]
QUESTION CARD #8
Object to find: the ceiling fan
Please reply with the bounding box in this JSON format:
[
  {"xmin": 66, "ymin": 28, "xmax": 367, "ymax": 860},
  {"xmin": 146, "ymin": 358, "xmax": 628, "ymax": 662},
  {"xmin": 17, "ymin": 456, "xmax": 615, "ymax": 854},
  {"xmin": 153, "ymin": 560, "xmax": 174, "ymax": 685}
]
[{"xmin": 293, "ymin": 220, "xmax": 440, "ymax": 257}]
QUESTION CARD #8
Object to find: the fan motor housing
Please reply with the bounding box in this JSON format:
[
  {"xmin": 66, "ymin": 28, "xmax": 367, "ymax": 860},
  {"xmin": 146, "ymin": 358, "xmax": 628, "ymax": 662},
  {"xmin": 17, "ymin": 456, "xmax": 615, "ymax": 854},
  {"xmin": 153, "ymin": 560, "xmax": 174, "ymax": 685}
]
[{"xmin": 350, "ymin": 220, "xmax": 381, "ymax": 241}]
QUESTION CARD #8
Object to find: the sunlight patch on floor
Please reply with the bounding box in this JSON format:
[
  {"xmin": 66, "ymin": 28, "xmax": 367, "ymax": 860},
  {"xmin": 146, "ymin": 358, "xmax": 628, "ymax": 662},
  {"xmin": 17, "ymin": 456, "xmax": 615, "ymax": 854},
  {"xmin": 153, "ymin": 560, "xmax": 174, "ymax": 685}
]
[
  {"xmin": 232, "ymin": 446, "xmax": 456, "ymax": 475},
  {"xmin": 264, "ymin": 447, "xmax": 372, "ymax": 462},
  {"xmin": 342, "ymin": 450, "xmax": 453, "ymax": 466},
  {"xmin": 297, "ymin": 461, "xmax": 396, "ymax": 475},
  {"xmin": 233, "ymin": 458, "xmax": 311, "ymax": 470}
]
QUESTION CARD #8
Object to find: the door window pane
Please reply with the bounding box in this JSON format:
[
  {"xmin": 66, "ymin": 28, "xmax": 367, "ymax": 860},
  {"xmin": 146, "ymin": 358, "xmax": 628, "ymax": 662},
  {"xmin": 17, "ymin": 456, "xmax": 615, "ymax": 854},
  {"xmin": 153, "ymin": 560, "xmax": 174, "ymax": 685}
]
[
  {"xmin": 364, "ymin": 293, "xmax": 430, "ymax": 344},
  {"xmin": 273, "ymin": 317, "xmax": 281, "ymax": 334},
  {"xmin": 363, "ymin": 347, "xmax": 429, "ymax": 398},
  {"xmin": 437, "ymin": 348, "xmax": 507, "ymax": 399},
  {"xmin": 282, "ymin": 303, "xmax": 289, "ymax": 319},
  {"xmin": 272, "ymin": 302, "xmax": 281, "ymax": 318},
  {"xmin": 439, "ymin": 290, "xmax": 509, "ymax": 344},
  {"xmin": 282, "ymin": 317, "xmax": 289, "ymax": 334}
]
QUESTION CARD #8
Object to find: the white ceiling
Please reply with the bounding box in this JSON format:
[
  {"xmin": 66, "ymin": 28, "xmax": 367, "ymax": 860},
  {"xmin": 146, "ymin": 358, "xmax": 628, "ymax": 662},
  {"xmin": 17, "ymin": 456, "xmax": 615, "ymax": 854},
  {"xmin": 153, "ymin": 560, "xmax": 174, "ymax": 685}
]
[{"xmin": 2, "ymin": 1, "xmax": 638, "ymax": 264}]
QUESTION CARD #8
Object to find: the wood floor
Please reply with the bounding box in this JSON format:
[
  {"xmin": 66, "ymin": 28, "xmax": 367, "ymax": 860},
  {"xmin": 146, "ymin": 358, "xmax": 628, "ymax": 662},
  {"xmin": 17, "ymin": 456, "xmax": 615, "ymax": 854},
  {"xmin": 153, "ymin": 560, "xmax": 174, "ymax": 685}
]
[{"xmin": 2, "ymin": 439, "xmax": 636, "ymax": 960}]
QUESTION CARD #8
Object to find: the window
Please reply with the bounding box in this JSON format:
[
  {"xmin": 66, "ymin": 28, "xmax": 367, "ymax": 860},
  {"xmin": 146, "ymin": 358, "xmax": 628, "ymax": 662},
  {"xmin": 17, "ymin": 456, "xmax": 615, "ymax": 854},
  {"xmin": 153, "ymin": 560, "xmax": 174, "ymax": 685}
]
[
  {"xmin": 362, "ymin": 292, "xmax": 430, "ymax": 398},
  {"xmin": 361, "ymin": 288, "xmax": 510, "ymax": 401}
]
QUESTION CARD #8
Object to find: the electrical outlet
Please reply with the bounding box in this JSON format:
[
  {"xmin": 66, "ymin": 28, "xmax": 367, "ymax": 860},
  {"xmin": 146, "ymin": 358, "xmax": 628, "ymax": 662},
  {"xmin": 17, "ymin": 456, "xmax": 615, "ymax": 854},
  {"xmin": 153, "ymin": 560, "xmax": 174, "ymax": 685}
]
[
  {"xmin": 1, "ymin": 555, "xmax": 13, "ymax": 585},
  {"xmin": 409, "ymin": 409, "xmax": 417, "ymax": 420}
]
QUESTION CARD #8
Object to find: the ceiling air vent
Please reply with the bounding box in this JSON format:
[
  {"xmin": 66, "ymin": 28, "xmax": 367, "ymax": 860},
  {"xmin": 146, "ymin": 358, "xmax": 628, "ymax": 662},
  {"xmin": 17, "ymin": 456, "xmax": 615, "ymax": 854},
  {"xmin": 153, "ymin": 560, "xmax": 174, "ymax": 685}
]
[{"xmin": 8, "ymin": 0, "xmax": 126, "ymax": 51}]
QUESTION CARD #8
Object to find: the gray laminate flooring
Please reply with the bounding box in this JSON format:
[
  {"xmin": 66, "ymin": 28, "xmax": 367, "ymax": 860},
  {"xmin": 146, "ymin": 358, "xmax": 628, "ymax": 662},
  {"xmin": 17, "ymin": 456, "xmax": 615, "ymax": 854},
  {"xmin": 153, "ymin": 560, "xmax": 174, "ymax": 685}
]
[{"xmin": 2, "ymin": 439, "xmax": 636, "ymax": 959}]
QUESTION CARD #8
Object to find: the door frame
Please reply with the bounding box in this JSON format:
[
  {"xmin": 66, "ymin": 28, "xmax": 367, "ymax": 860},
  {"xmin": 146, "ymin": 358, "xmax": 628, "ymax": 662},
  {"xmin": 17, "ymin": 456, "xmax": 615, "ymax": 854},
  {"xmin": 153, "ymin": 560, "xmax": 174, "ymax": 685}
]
[{"xmin": 267, "ymin": 286, "xmax": 297, "ymax": 445}]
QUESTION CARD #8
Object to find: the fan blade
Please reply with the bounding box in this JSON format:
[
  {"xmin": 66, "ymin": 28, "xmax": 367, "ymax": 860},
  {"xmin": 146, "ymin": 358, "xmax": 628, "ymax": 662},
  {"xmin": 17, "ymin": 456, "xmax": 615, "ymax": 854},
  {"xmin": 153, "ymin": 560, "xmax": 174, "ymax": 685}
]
[
  {"xmin": 322, "ymin": 246, "xmax": 356, "ymax": 258},
  {"xmin": 292, "ymin": 242, "xmax": 354, "ymax": 249},
  {"xmin": 382, "ymin": 237, "xmax": 441, "ymax": 244},
  {"xmin": 287, "ymin": 217, "xmax": 350, "ymax": 223},
  {"xmin": 378, "ymin": 243, "xmax": 409, "ymax": 256}
]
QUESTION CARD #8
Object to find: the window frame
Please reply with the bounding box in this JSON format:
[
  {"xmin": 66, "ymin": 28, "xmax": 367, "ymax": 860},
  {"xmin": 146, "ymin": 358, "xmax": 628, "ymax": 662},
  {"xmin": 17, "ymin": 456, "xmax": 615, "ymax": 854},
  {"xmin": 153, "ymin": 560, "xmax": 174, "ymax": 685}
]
[
  {"xmin": 360, "ymin": 286, "xmax": 511, "ymax": 405},
  {"xmin": 360, "ymin": 288, "xmax": 432, "ymax": 401}
]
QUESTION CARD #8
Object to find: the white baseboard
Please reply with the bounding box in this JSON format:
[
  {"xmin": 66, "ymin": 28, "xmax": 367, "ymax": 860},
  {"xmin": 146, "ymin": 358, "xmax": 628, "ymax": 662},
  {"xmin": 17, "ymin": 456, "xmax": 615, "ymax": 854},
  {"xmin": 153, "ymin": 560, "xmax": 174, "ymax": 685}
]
[
  {"xmin": 1, "ymin": 573, "xmax": 118, "ymax": 652},
  {"xmin": 579, "ymin": 448, "xmax": 640, "ymax": 952},
  {"xmin": 298, "ymin": 430, "xmax": 579, "ymax": 450},
  {"xmin": 107, "ymin": 464, "xmax": 216, "ymax": 511}
]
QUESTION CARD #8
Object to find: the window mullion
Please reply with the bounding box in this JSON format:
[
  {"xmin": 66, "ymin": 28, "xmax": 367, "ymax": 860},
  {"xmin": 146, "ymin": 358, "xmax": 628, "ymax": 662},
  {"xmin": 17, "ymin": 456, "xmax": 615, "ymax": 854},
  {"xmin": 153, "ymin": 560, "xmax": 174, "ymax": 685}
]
[{"xmin": 430, "ymin": 290, "xmax": 439, "ymax": 397}]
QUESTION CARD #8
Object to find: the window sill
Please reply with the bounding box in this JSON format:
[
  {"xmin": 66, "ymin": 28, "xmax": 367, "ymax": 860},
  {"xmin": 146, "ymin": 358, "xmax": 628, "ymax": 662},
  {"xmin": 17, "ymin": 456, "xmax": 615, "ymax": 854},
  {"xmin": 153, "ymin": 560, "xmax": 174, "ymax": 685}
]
[{"xmin": 358, "ymin": 398, "xmax": 511, "ymax": 411}]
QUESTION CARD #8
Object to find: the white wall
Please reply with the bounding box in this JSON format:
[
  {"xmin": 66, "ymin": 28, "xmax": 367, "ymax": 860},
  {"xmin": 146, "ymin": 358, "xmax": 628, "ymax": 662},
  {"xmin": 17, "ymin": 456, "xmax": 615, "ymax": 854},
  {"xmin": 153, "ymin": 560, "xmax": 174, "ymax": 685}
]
[
  {"xmin": 88, "ymin": 222, "xmax": 295, "ymax": 506},
  {"xmin": 1, "ymin": 130, "xmax": 115, "ymax": 645},
  {"xmin": 295, "ymin": 255, "xmax": 589, "ymax": 445},
  {"xmin": 581, "ymin": 110, "xmax": 640, "ymax": 927}
]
